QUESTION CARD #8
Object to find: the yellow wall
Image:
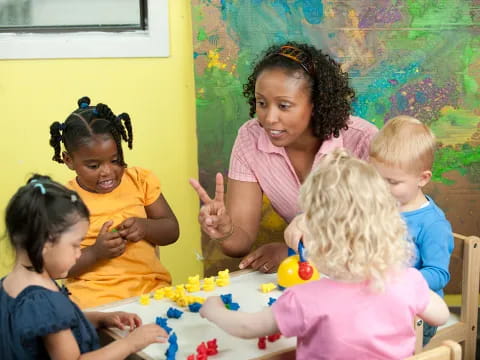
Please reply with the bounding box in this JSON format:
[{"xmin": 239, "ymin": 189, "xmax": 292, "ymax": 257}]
[{"xmin": 0, "ymin": 1, "xmax": 203, "ymax": 283}]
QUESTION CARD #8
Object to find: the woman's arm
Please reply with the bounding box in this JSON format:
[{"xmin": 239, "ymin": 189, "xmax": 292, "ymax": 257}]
[{"xmin": 220, "ymin": 178, "xmax": 263, "ymax": 257}]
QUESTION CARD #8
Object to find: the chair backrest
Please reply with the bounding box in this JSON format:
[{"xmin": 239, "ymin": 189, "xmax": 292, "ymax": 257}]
[
  {"xmin": 416, "ymin": 233, "xmax": 480, "ymax": 359},
  {"xmin": 407, "ymin": 340, "xmax": 462, "ymax": 360}
]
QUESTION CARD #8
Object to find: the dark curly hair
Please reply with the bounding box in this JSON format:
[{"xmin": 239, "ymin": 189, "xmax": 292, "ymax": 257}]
[
  {"xmin": 5, "ymin": 174, "xmax": 89, "ymax": 273},
  {"xmin": 49, "ymin": 96, "xmax": 133, "ymax": 166},
  {"xmin": 243, "ymin": 41, "xmax": 355, "ymax": 141}
]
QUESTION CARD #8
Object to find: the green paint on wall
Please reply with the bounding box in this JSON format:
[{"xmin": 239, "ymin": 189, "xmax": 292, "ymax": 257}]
[{"xmin": 197, "ymin": 27, "xmax": 208, "ymax": 41}]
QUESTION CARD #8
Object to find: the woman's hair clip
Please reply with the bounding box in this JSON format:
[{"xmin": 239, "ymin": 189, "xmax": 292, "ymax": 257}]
[
  {"xmin": 29, "ymin": 179, "xmax": 46, "ymax": 195},
  {"xmin": 70, "ymin": 194, "xmax": 78, "ymax": 203},
  {"xmin": 92, "ymin": 108, "xmax": 99, "ymax": 115},
  {"xmin": 79, "ymin": 102, "xmax": 89, "ymax": 109},
  {"xmin": 275, "ymin": 45, "xmax": 316, "ymax": 77}
]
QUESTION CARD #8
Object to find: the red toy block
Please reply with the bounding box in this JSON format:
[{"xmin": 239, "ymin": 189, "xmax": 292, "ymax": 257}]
[
  {"xmin": 257, "ymin": 337, "xmax": 266, "ymax": 350},
  {"xmin": 197, "ymin": 342, "xmax": 208, "ymax": 355},
  {"xmin": 187, "ymin": 355, "xmax": 195, "ymax": 360},
  {"xmin": 207, "ymin": 338, "xmax": 217, "ymax": 349},
  {"xmin": 206, "ymin": 338, "xmax": 218, "ymax": 355},
  {"xmin": 267, "ymin": 332, "xmax": 281, "ymax": 342},
  {"xmin": 196, "ymin": 354, "xmax": 208, "ymax": 360}
]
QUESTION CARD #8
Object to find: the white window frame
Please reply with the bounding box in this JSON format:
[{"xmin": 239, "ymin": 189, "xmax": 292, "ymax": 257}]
[{"xmin": 0, "ymin": 0, "xmax": 169, "ymax": 59}]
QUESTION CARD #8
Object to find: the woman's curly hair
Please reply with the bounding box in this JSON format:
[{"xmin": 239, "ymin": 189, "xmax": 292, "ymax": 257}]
[{"xmin": 242, "ymin": 41, "xmax": 355, "ymax": 141}]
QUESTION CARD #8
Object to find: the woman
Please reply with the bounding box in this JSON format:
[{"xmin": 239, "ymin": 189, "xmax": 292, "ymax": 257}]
[{"xmin": 190, "ymin": 41, "xmax": 378, "ymax": 273}]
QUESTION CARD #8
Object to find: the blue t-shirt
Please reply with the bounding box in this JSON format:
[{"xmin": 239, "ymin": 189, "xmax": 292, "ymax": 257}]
[
  {"xmin": 402, "ymin": 196, "xmax": 454, "ymax": 296},
  {"xmin": 0, "ymin": 279, "xmax": 99, "ymax": 359}
]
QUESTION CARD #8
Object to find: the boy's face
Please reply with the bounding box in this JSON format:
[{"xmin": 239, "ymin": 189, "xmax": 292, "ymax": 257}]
[{"xmin": 370, "ymin": 159, "xmax": 431, "ymax": 212}]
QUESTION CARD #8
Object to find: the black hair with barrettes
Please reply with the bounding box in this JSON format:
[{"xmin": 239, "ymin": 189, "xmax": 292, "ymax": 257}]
[
  {"xmin": 5, "ymin": 174, "xmax": 89, "ymax": 273},
  {"xmin": 49, "ymin": 96, "xmax": 133, "ymax": 166}
]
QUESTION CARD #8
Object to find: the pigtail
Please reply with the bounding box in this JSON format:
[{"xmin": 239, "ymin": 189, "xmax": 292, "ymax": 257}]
[
  {"xmin": 49, "ymin": 122, "xmax": 64, "ymax": 163},
  {"xmin": 117, "ymin": 113, "xmax": 133, "ymax": 149},
  {"xmin": 77, "ymin": 96, "xmax": 91, "ymax": 109}
]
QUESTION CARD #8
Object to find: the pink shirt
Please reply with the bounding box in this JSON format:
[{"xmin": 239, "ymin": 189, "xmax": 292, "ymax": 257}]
[
  {"xmin": 228, "ymin": 116, "xmax": 378, "ymax": 222},
  {"xmin": 272, "ymin": 268, "xmax": 430, "ymax": 360}
]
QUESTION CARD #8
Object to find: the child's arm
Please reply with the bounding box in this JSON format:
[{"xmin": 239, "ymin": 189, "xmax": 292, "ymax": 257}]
[
  {"xmin": 284, "ymin": 214, "xmax": 305, "ymax": 251},
  {"xmin": 417, "ymin": 223, "xmax": 453, "ymax": 292},
  {"xmin": 199, "ymin": 296, "xmax": 279, "ymax": 339},
  {"xmin": 68, "ymin": 221, "xmax": 126, "ymax": 277},
  {"xmin": 417, "ymin": 290, "xmax": 450, "ymax": 326},
  {"xmin": 117, "ymin": 194, "xmax": 179, "ymax": 246},
  {"xmin": 84, "ymin": 311, "xmax": 141, "ymax": 330},
  {"xmin": 44, "ymin": 323, "xmax": 167, "ymax": 360}
]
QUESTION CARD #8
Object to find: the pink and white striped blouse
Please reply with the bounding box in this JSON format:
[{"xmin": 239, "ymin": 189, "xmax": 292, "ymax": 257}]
[{"xmin": 228, "ymin": 116, "xmax": 378, "ymax": 223}]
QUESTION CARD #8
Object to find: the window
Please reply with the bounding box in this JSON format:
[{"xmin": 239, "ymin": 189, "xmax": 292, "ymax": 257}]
[{"xmin": 0, "ymin": 0, "xmax": 169, "ymax": 59}]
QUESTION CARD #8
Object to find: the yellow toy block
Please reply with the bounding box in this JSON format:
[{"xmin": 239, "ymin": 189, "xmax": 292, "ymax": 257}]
[
  {"xmin": 217, "ymin": 269, "xmax": 230, "ymax": 279},
  {"xmin": 187, "ymin": 275, "xmax": 200, "ymax": 284},
  {"xmin": 139, "ymin": 294, "xmax": 150, "ymax": 305},
  {"xmin": 153, "ymin": 288, "xmax": 165, "ymax": 300},
  {"xmin": 176, "ymin": 296, "xmax": 189, "ymax": 307},
  {"xmin": 193, "ymin": 296, "xmax": 205, "ymax": 304},
  {"xmin": 216, "ymin": 278, "xmax": 230, "ymax": 287},
  {"xmin": 260, "ymin": 282, "xmax": 277, "ymax": 293},
  {"xmin": 202, "ymin": 277, "xmax": 216, "ymax": 291},
  {"xmin": 185, "ymin": 283, "xmax": 201, "ymax": 292}
]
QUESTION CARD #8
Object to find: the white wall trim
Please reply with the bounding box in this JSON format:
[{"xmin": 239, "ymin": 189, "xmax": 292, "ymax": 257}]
[{"xmin": 0, "ymin": 0, "xmax": 169, "ymax": 59}]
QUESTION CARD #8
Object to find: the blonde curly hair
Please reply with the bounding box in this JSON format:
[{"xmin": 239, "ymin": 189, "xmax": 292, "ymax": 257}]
[{"xmin": 299, "ymin": 148, "xmax": 414, "ymax": 290}]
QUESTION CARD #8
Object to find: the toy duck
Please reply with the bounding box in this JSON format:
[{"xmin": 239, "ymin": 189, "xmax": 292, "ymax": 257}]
[{"xmin": 277, "ymin": 241, "xmax": 319, "ymax": 289}]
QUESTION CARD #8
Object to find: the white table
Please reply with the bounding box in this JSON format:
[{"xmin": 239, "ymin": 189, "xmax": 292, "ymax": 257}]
[{"xmin": 90, "ymin": 270, "xmax": 296, "ymax": 360}]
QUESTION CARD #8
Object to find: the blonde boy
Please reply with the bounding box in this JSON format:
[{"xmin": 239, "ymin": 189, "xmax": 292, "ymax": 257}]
[{"xmin": 369, "ymin": 115, "xmax": 454, "ymax": 345}]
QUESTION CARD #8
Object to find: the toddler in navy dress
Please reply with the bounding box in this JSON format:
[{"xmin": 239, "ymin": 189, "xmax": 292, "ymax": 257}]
[{"xmin": 0, "ymin": 175, "xmax": 167, "ymax": 359}]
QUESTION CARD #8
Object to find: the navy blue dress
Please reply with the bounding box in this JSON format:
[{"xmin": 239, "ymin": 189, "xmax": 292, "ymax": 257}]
[{"xmin": 0, "ymin": 278, "xmax": 100, "ymax": 359}]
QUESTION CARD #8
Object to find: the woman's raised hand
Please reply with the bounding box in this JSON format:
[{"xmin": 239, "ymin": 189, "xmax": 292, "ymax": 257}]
[{"xmin": 189, "ymin": 173, "xmax": 234, "ymax": 240}]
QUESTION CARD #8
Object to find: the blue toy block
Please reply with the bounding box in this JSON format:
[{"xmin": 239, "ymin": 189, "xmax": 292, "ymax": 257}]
[
  {"xmin": 188, "ymin": 302, "xmax": 202, "ymax": 312},
  {"xmin": 167, "ymin": 307, "xmax": 184, "ymax": 319},
  {"xmin": 169, "ymin": 332, "xmax": 178, "ymax": 345},
  {"xmin": 155, "ymin": 316, "xmax": 172, "ymax": 334},
  {"xmin": 228, "ymin": 302, "xmax": 240, "ymax": 311},
  {"xmin": 220, "ymin": 293, "xmax": 232, "ymax": 304},
  {"xmin": 268, "ymin": 297, "xmax": 277, "ymax": 306}
]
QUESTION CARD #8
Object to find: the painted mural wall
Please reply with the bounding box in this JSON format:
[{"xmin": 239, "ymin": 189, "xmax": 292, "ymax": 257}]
[{"xmin": 191, "ymin": 0, "xmax": 480, "ymax": 289}]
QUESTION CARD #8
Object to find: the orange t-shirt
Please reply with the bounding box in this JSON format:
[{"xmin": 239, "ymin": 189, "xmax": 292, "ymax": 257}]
[{"xmin": 65, "ymin": 167, "xmax": 172, "ymax": 308}]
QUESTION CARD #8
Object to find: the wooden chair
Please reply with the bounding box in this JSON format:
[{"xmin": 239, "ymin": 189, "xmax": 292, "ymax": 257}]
[
  {"xmin": 407, "ymin": 340, "xmax": 461, "ymax": 360},
  {"xmin": 415, "ymin": 233, "xmax": 480, "ymax": 359}
]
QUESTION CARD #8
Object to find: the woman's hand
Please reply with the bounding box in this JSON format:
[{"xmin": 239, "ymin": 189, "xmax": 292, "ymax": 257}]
[
  {"xmin": 98, "ymin": 311, "xmax": 142, "ymax": 331},
  {"xmin": 189, "ymin": 173, "xmax": 234, "ymax": 240},
  {"xmin": 284, "ymin": 214, "xmax": 305, "ymax": 251},
  {"xmin": 239, "ymin": 242, "xmax": 288, "ymax": 273}
]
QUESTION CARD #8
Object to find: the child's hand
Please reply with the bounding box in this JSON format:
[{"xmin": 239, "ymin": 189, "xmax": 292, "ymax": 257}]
[
  {"xmin": 199, "ymin": 296, "xmax": 225, "ymax": 320},
  {"xmin": 284, "ymin": 214, "xmax": 305, "ymax": 251},
  {"xmin": 117, "ymin": 218, "xmax": 147, "ymax": 242},
  {"xmin": 99, "ymin": 311, "xmax": 142, "ymax": 331},
  {"xmin": 93, "ymin": 220, "xmax": 127, "ymax": 259},
  {"xmin": 125, "ymin": 324, "xmax": 168, "ymax": 352}
]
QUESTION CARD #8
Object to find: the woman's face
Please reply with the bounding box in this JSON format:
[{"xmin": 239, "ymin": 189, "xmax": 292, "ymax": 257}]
[{"xmin": 255, "ymin": 68, "xmax": 314, "ymax": 148}]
